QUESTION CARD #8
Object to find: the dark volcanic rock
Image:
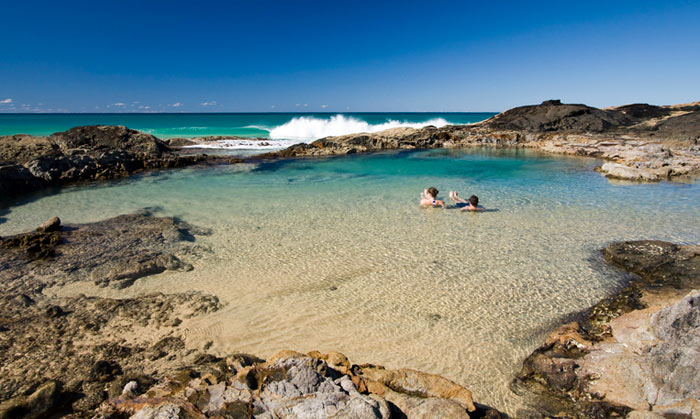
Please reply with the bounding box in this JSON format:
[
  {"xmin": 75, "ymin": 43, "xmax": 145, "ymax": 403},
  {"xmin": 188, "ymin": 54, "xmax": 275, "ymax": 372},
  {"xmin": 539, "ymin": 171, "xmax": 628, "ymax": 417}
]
[
  {"xmin": 609, "ymin": 103, "xmax": 672, "ymax": 120},
  {"xmin": 482, "ymin": 99, "xmax": 633, "ymax": 133},
  {"xmin": 0, "ymin": 125, "xmax": 208, "ymax": 199},
  {"xmin": 653, "ymin": 110, "xmax": 700, "ymax": 142},
  {"xmin": 49, "ymin": 125, "xmax": 168, "ymax": 156}
]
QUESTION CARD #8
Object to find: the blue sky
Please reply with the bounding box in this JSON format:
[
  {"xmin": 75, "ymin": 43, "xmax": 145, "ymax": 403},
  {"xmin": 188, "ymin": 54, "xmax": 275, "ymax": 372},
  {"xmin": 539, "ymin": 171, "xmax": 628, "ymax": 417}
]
[{"xmin": 1, "ymin": 0, "xmax": 699, "ymax": 112}]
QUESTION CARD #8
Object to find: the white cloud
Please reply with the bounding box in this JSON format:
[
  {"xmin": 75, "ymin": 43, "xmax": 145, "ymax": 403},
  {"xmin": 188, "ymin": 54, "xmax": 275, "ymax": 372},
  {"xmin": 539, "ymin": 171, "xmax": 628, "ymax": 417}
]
[
  {"xmin": 270, "ymin": 105, "xmax": 276, "ymax": 109},
  {"xmin": 321, "ymin": 104, "xmax": 328, "ymax": 108},
  {"xmin": 303, "ymin": 104, "xmax": 308, "ymax": 107},
  {"xmin": 200, "ymin": 101, "xmax": 217, "ymax": 106},
  {"xmin": 138, "ymin": 105, "xmax": 151, "ymax": 110},
  {"xmin": 0, "ymin": 98, "xmax": 12, "ymax": 104},
  {"xmin": 112, "ymin": 102, "xmax": 125, "ymax": 107},
  {"xmin": 295, "ymin": 104, "xmax": 301, "ymax": 107},
  {"xmin": 170, "ymin": 102, "xmax": 183, "ymax": 107}
]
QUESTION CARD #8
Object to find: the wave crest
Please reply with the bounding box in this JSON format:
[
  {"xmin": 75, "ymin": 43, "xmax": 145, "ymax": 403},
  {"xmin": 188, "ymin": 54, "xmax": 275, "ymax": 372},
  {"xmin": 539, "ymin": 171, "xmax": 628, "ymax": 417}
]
[{"xmin": 268, "ymin": 114, "xmax": 450, "ymax": 141}]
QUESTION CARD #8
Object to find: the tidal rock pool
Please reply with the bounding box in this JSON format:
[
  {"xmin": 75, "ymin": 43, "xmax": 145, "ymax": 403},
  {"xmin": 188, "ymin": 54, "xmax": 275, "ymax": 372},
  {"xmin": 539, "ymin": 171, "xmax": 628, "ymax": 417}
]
[{"xmin": 2, "ymin": 148, "xmax": 698, "ymax": 413}]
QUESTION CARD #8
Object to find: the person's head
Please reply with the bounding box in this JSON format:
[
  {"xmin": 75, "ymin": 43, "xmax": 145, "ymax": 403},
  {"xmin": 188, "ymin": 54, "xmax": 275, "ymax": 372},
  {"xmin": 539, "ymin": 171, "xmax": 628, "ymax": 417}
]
[
  {"xmin": 469, "ymin": 195, "xmax": 479, "ymax": 206},
  {"xmin": 427, "ymin": 187, "xmax": 439, "ymax": 198}
]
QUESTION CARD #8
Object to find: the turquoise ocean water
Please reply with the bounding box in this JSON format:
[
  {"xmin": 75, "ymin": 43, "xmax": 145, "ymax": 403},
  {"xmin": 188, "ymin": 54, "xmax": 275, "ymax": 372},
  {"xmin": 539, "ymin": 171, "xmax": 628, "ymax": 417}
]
[
  {"xmin": 1, "ymin": 147, "xmax": 698, "ymax": 413},
  {"xmin": 0, "ymin": 112, "xmax": 495, "ymax": 140}
]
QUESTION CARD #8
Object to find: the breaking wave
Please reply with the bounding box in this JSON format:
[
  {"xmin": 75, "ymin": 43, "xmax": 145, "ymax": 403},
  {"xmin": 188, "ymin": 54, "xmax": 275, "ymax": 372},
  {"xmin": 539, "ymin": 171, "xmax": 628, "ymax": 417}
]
[{"xmin": 268, "ymin": 114, "xmax": 451, "ymax": 142}]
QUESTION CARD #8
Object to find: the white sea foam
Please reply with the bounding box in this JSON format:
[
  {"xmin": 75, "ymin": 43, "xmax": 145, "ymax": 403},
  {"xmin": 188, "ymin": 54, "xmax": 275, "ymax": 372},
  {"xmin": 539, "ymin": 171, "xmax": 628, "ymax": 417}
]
[
  {"xmin": 268, "ymin": 114, "xmax": 451, "ymax": 141},
  {"xmin": 182, "ymin": 139, "xmax": 299, "ymax": 150}
]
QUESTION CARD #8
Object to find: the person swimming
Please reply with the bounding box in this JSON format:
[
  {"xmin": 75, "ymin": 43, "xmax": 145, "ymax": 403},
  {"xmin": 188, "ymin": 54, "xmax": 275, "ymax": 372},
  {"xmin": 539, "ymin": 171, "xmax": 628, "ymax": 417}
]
[
  {"xmin": 419, "ymin": 187, "xmax": 445, "ymax": 208},
  {"xmin": 449, "ymin": 191, "xmax": 484, "ymax": 211}
]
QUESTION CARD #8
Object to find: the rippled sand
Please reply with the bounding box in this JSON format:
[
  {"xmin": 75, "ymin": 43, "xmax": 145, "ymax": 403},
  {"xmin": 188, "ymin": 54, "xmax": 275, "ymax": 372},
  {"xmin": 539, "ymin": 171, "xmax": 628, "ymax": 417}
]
[{"xmin": 2, "ymin": 149, "xmax": 698, "ymax": 413}]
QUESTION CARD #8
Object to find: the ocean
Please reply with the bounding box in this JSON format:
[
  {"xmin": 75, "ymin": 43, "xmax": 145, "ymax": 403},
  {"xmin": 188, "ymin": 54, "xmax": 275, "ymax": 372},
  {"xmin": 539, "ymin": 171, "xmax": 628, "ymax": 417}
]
[{"xmin": 0, "ymin": 112, "xmax": 496, "ymax": 143}]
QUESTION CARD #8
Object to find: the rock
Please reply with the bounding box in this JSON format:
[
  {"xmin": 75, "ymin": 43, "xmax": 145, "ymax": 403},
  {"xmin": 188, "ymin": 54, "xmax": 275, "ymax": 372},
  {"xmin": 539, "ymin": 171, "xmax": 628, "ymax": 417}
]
[
  {"xmin": 0, "ymin": 164, "xmax": 46, "ymax": 196},
  {"xmin": 599, "ymin": 162, "xmax": 662, "ymax": 181},
  {"xmin": 45, "ymin": 305, "xmax": 64, "ymax": 318},
  {"xmin": 0, "ymin": 125, "xmax": 209, "ymax": 199},
  {"xmin": 11, "ymin": 294, "xmax": 35, "ymax": 307},
  {"xmin": 90, "ymin": 360, "xmax": 123, "ymax": 382},
  {"xmin": 37, "ymin": 216, "xmax": 61, "ymax": 233},
  {"xmin": 99, "ymin": 350, "xmax": 499, "ymax": 419},
  {"xmin": 482, "ymin": 99, "xmax": 633, "ymax": 133},
  {"xmin": 0, "ymin": 229, "xmax": 62, "ymax": 260},
  {"xmin": 515, "ymin": 240, "xmax": 700, "ymax": 417},
  {"xmin": 0, "ymin": 380, "xmax": 60, "ymax": 419},
  {"xmin": 646, "ymin": 292, "xmax": 700, "ymax": 408},
  {"xmin": 356, "ymin": 364, "xmax": 477, "ymax": 413},
  {"xmin": 604, "ymin": 241, "xmax": 700, "ymax": 289},
  {"xmin": 49, "ymin": 125, "xmax": 168, "ymax": 157},
  {"xmin": 122, "ymin": 381, "xmax": 139, "ymax": 397},
  {"xmin": 1, "ymin": 213, "xmax": 206, "ymax": 290}
]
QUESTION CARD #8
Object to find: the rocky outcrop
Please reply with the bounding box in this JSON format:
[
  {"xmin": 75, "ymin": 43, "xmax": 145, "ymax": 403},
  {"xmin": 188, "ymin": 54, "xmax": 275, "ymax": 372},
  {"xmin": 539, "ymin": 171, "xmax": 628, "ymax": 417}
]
[
  {"xmin": 514, "ymin": 241, "xmax": 700, "ymax": 418},
  {"xmin": 0, "ymin": 125, "xmax": 209, "ymax": 199},
  {"xmin": 481, "ymin": 100, "xmax": 634, "ymax": 133}
]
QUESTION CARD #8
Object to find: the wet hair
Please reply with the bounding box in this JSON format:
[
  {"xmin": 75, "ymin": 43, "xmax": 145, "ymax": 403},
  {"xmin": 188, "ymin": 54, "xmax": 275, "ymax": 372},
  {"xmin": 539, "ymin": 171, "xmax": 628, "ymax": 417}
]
[
  {"xmin": 427, "ymin": 187, "xmax": 439, "ymax": 198},
  {"xmin": 469, "ymin": 195, "xmax": 479, "ymax": 206}
]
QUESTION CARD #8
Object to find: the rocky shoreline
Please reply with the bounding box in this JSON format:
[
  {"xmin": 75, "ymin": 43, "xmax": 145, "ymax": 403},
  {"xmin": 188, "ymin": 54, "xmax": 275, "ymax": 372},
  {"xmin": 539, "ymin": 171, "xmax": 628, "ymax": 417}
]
[{"xmin": 514, "ymin": 241, "xmax": 699, "ymax": 418}]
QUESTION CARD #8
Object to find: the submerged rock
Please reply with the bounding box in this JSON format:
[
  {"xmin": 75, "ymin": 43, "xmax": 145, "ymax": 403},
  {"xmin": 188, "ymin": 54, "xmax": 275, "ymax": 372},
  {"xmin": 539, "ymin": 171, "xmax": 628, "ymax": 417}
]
[{"xmin": 0, "ymin": 213, "xmax": 207, "ymax": 291}]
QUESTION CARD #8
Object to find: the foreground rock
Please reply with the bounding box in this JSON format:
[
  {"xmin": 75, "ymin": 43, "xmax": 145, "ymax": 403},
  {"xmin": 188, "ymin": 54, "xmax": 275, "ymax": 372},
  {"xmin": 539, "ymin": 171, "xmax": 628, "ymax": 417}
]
[
  {"xmin": 0, "ymin": 214, "xmax": 220, "ymax": 417},
  {"xmin": 0, "ymin": 125, "xmax": 209, "ymax": 198},
  {"xmin": 513, "ymin": 241, "xmax": 700, "ymax": 418},
  {"xmin": 258, "ymin": 100, "xmax": 700, "ymax": 181},
  {"xmin": 93, "ymin": 350, "xmax": 504, "ymax": 419}
]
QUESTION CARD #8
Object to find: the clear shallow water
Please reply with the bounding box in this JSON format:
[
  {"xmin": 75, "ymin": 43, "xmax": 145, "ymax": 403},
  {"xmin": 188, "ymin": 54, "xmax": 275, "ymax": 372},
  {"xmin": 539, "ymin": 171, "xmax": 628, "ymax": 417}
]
[
  {"xmin": 1, "ymin": 149, "xmax": 698, "ymax": 414},
  {"xmin": 0, "ymin": 112, "xmax": 494, "ymax": 140}
]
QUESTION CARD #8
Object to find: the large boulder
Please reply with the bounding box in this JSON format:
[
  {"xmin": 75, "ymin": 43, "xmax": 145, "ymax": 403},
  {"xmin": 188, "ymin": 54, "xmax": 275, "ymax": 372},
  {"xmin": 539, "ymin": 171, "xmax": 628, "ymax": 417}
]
[
  {"xmin": 49, "ymin": 125, "xmax": 169, "ymax": 157},
  {"xmin": 482, "ymin": 99, "xmax": 633, "ymax": 133}
]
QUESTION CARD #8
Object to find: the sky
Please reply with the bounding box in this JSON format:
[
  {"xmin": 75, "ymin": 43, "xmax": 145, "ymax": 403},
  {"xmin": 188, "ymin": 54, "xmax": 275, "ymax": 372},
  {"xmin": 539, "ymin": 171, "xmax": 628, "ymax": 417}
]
[{"xmin": 1, "ymin": 0, "xmax": 699, "ymax": 113}]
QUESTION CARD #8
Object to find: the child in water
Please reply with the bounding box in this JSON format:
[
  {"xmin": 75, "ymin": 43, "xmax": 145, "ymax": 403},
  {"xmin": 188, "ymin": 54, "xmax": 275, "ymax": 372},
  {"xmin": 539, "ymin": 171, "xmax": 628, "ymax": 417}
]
[{"xmin": 419, "ymin": 187, "xmax": 445, "ymax": 208}]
